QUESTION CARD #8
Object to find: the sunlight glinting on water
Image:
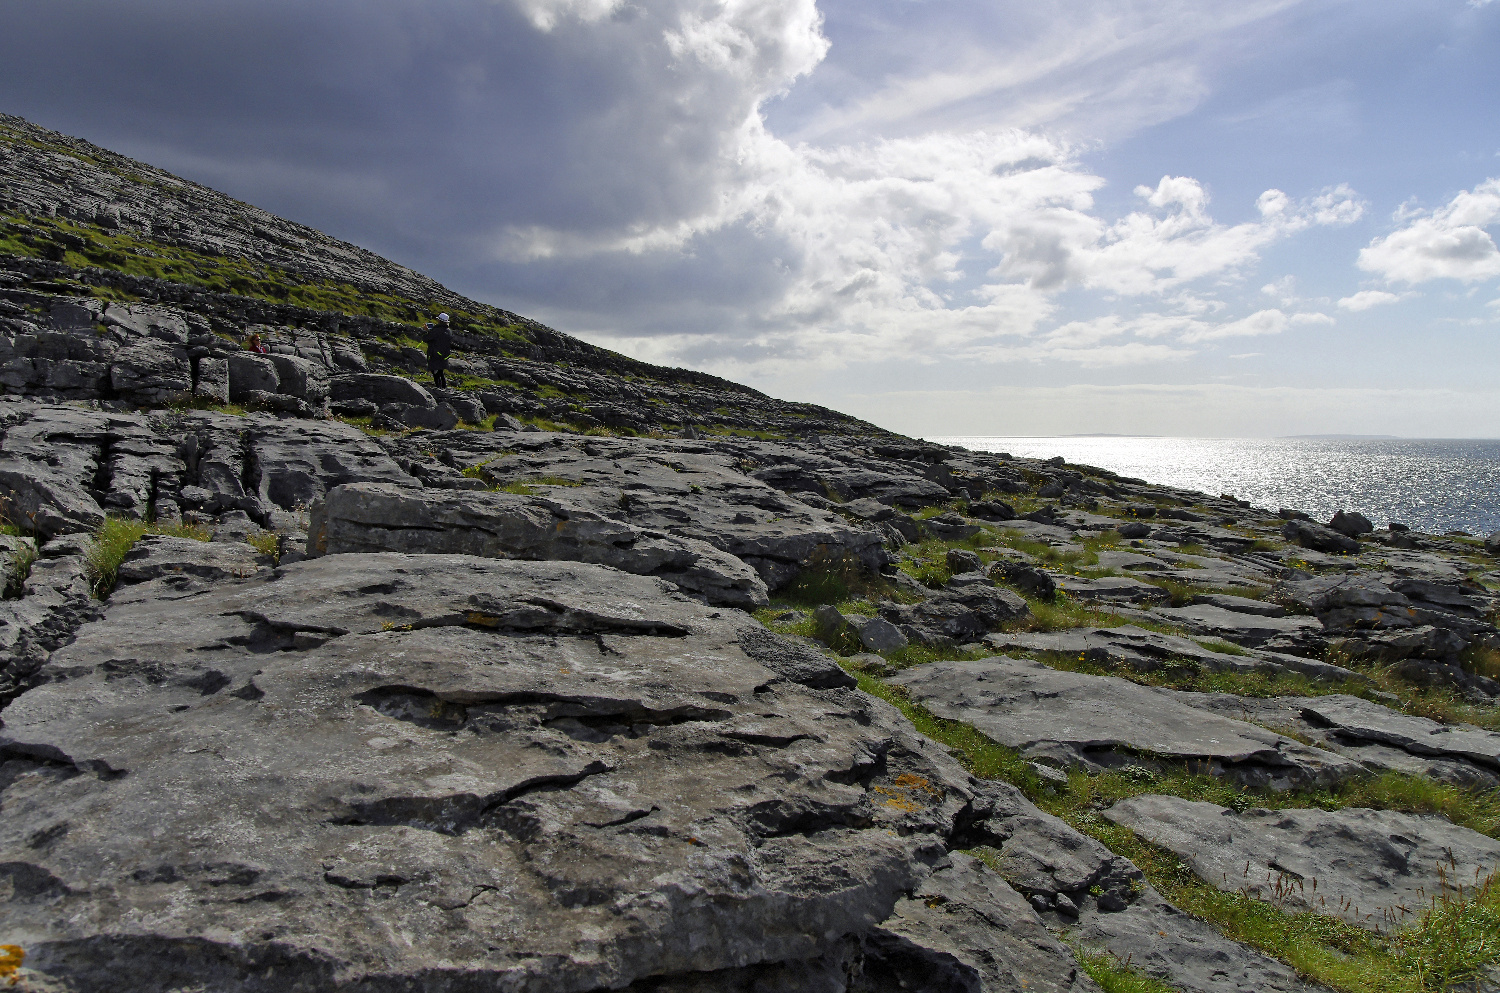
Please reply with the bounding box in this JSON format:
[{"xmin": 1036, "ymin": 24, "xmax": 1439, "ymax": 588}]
[{"xmin": 932, "ymin": 436, "xmax": 1500, "ymax": 537}]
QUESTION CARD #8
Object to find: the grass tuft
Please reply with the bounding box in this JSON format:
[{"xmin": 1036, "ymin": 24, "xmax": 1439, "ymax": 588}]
[
  {"xmin": 1071, "ymin": 948, "xmax": 1180, "ymax": 993},
  {"xmin": 85, "ymin": 517, "xmax": 147, "ymax": 597},
  {"xmin": 246, "ymin": 531, "xmax": 281, "ymax": 562}
]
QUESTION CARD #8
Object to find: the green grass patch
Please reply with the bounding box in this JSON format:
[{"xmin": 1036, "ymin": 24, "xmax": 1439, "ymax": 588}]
[
  {"xmin": 1460, "ymin": 644, "xmax": 1500, "ymax": 681},
  {"xmin": 246, "ymin": 531, "xmax": 281, "ymax": 562},
  {"xmin": 84, "ymin": 516, "xmax": 216, "ymax": 597},
  {"xmin": 1388, "ymin": 869, "xmax": 1500, "ymax": 990},
  {"xmin": 851, "ymin": 666, "xmax": 1500, "ymax": 992},
  {"xmin": 775, "ymin": 555, "xmax": 892, "ymax": 608},
  {"xmin": 151, "ymin": 521, "xmax": 212, "ymax": 542},
  {"xmin": 0, "ymin": 209, "xmax": 541, "ymax": 353},
  {"xmin": 704, "ymin": 425, "xmax": 787, "ymax": 441},
  {"xmin": 1195, "ymin": 638, "xmax": 1249, "ymax": 656},
  {"xmin": 994, "ymin": 591, "xmax": 1189, "ymax": 638},
  {"xmin": 168, "ymin": 394, "xmax": 248, "ymax": 416},
  {"xmin": 85, "ymin": 517, "xmax": 147, "ymax": 597},
  {"xmin": 1071, "ymin": 947, "xmax": 1180, "ymax": 993},
  {"xmin": 3, "ymin": 539, "xmax": 37, "ymax": 598},
  {"xmin": 497, "ymin": 475, "xmax": 584, "ymax": 495}
]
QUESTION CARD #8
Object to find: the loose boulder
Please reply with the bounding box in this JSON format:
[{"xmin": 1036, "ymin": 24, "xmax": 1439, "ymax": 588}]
[
  {"xmin": 1281, "ymin": 519, "xmax": 1360, "ymax": 554},
  {"xmin": 330, "ymin": 372, "xmax": 435, "ymax": 408},
  {"xmin": 226, "ymin": 352, "xmax": 280, "ymax": 400},
  {"xmin": 1327, "ymin": 509, "xmax": 1374, "ymax": 537}
]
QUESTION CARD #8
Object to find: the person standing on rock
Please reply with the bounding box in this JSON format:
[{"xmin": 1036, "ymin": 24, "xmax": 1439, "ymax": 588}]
[{"xmin": 424, "ymin": 313, "xmax": 452, "ymax": 389}]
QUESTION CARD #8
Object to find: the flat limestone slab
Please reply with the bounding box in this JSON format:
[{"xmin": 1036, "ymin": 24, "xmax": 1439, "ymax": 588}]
[
  {"xmin": 983, "ymin": 625, "xmax": 1361, "ymax": 685},
  {"xmin": 115, "ymin": 534, "xmax": 272, "ymax": 584},
  {"xmin": 1053, "ymin": 575, "xmax": 1170, "ymax": 606},
  {"xmin": 1300, "ymin": 694, "xmax": 1500, "ymax": 770},
  {"xmin": 1146, "ymin": 603, "xmax": 1324, "ymax": 648},
  {"xmin": 0, "ymin": 553, "xmax": 1019, "ymax": 992},
  {"xmin": 1071, "ymin": 884, "xmax": 1322, "ymax": 993},
  {"xmin": 1104, "ymin": 795, "xmax": 1500, "ymax": 930},
  {"xmin": 889, "ymin": 657, "xmax": 1358, "ymax": 787},
  {"xmin": 1172, "ymin": 692, "xmax": 1500, "ymax": 790},
  {"xmin": 309, "ymin": 481, "xmax": 769, "ymax": 608}
]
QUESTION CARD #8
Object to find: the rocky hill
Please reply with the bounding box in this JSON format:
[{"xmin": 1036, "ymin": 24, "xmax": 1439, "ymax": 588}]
[{"xmin": 2, "ymin": 115, "xmax": 1499, "ymax": 993}]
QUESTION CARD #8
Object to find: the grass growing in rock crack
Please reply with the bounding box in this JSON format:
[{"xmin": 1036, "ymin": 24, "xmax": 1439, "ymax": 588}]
[
  {"xmin": 493, "ymin": 476, "xmax": 584, "ymax": 495},
  {"xmin": 86, "ymin": 517, "xmax": 147, "ymax": 597},
  {"xmin": 246, "ymin": 531, "xmax": 281, "ymax": 562},
  {"xmin": 848, "ymin": 668, "xmax": 1500, "ymax": 993},
  {"xmin": 1134, "ymin": 576, "xmax": 1264, "ymax": 607},
  {"xmin": 1025, "ymin": 649, "xmax": 1372, "ymax": 700},
  {"xmin": 1070, "ymin": 947, "xmax": 1180, "ymax": 993},
  {"xmin": 1344, "ymin": 658, "xmax": 1500, "ymax": 733},
  {"xmin": 3, "ymin": 540, "xmax": 37, "ymax": 598},
  {"xmin": 774, "ymin": 555, "xmax": 897, "ymax": 607},
  {"xmin": 997, "ymin": 591, "xmax": 1190, "ymax": 639},
  {"xmin": 85, "ymin": 516, "xmax": 212, "ymax": 597},
  {"xmin": 1459, "ymin": 644, "xmax": 1500, "ymax": 681},
  {"xmin": 1388, "ymin": 868, "xmax": 1500, "ymax": 990}
]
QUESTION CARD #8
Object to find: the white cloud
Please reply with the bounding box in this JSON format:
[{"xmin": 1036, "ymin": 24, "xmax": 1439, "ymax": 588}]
[
  {"xmin": 1260, "ymin": 275, "xmax": 1297, "ymax": 305},
  {"xmin": 1179, "ymin": 308, "xmax": 1286, "ymax": 342},
  {"xmin": 516, "ymin": 0, "xmax": 626, "ymax": 31},
  {"xmin": 455, "ymin": 1, "xmax": 1365, "ymax": 370},
  {"xmin": 1337, "ymin": 289, "xmax": 1411, "ymax": 311},
  {"xmin": 781, "ymin": 1, "xmax": 1302, "ymax": 145},
  {"xmin": 53, "ymin": 0, "xmax": 1360, "ymax": 374},
  {"xmin": 1357, "ymin": 179, "xmax": 1500, "ymax": 284}
]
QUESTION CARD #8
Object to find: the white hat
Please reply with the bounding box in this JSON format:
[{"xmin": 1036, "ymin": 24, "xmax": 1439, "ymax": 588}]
[{"xmin": 437, "ymin": 313, "xmax": 450, "ymax": 322}]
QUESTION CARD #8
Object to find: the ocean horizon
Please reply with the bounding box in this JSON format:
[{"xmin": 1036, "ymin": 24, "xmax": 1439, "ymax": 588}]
[{"xmin": 932, "ymin": 435, "xmax": 1500, "ymax": 538}]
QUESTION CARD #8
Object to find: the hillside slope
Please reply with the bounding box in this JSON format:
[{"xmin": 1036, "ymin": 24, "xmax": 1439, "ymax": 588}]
[
  {"xmin": 2, "ymin": 114, "xmax": 1499, "ymax": 993},
  {"xmin": 0, "ymin": 112, "xmax": 876, "ymax": 438}
]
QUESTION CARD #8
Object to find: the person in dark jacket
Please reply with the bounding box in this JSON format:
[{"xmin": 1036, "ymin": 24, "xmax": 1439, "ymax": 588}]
[{"xmin": 424, "ymin": 313, "xmax": 452, "ymax": 389}]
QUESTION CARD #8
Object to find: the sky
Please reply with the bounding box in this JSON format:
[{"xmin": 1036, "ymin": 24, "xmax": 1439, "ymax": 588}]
[{"xmin": 2, "ymin": 0, "xmax": 1499, "ymax": 438}]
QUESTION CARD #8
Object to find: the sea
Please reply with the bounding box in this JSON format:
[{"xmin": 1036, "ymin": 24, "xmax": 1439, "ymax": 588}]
[{"xmin": 931, "ymin": 436, "xmax": 1500, "ymax": 539}]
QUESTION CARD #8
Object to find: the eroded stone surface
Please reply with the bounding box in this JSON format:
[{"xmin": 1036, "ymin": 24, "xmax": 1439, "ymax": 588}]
[
  {"xmin": 392, "ymin": 431, "xmax": 893, "ymax": 589},
  {"xmin": 1069, "ymin": 885, "xmax": 1323, "ymax": 993},
  {"xmin": 890, "ymin": 657, "xmax": 1360, "ymax": 788},
  {"xmin": 308, "ymin": 481, "xmax": 770, "ymax": 608},
  {"xmin": 1173, "ymin": 692, "xmax": 1500, "ymax": 790},
  {"xmin": 115, "ymin": 534, "xmax": 272, "ymax": 584},
  {"xmin": 981, "ymin": 625, "xmax": 1361, "ymax": 684},
  {"xmin": 1105, "ymin": 796, "xmax": 1500, "ymax": 930},
  {"xmin": 1144, "ymin": 604, "xmax": 1326, "ymax": 651},
  {"xmin": 0, "ymin": 553, "xmax": 1036, "ymax": 992},
  {"xmin": 1299, "ymin": 694, "xmax": 1500, "ymax": 770}
]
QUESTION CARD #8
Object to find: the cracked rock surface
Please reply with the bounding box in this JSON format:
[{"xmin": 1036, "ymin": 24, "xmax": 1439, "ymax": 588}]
[
  {"xmin": 0, "ymin": 552, "xmax": 1092, "ymax": 992},
  {"xmin": 890, "ymin": 656, "xmax": 1362, "ymax": 788},
  {"xmin": 1178, "ymin": 691, "xmax": 1500, "ymax": 789},
  {"xmin": 1104, "ymin": 795, "xmax": 1500, "ymax": 931}
]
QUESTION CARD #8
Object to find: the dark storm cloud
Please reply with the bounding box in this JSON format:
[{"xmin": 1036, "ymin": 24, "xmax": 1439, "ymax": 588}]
[
  {"xmin": 0, "ymin": 0, "xmax": 785, "ymax": 298},
  {"xmin": 0, "ymin": 0, "xmax": 1376, "ymax": 391}
]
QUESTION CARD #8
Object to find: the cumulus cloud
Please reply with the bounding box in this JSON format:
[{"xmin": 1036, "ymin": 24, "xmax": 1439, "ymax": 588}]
[
  {"xmin": 1357, "ymin": 179, "xmax": 1500, "ymax": 284},
  {"xmin": 0, "ymin": 0, "xmax": 1361, "ymax": 373},
  {"xmin": 1337, "ymin": 289, "xmax": 1412, "ymax": 311}
]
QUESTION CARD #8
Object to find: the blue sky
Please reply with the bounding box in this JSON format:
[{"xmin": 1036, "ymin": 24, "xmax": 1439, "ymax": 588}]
[{"xmin": 2, "ymin": 0, "xmax": 1498, "ymax": 436}]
